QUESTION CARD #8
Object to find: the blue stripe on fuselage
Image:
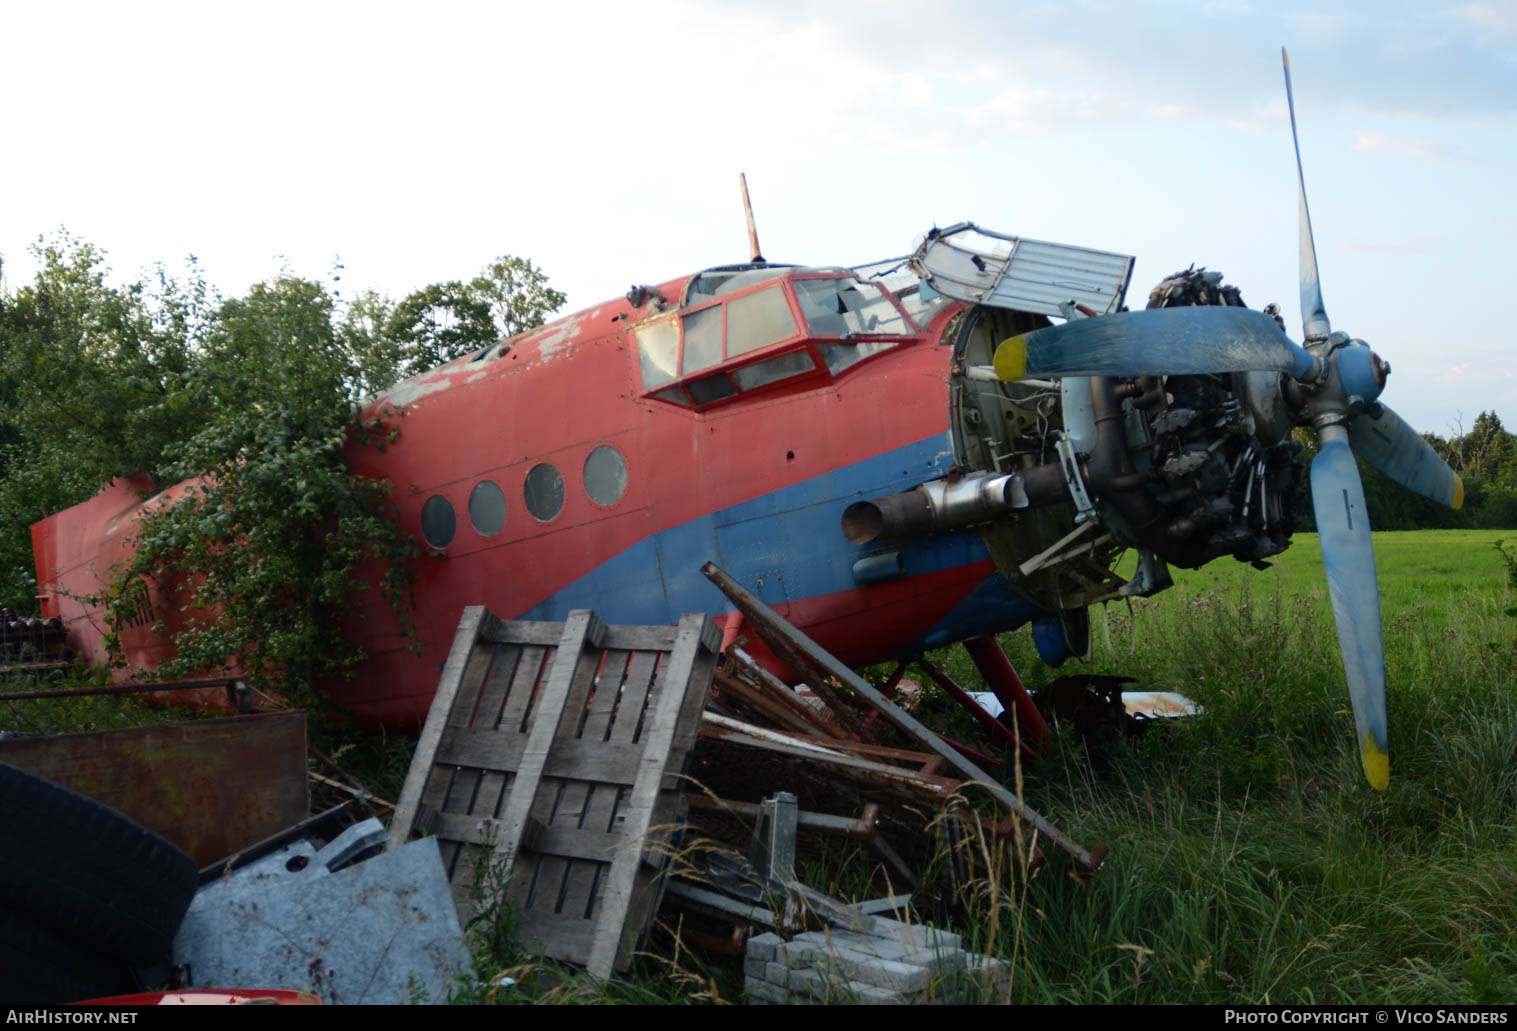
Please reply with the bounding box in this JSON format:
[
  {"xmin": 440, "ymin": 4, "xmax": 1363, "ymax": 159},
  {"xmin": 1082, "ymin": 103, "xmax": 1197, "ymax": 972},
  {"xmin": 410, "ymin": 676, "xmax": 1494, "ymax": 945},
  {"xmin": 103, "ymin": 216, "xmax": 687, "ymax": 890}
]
[{"xmin": 522, "ymin": 434, "xmax": 1033, "ymax": 641}]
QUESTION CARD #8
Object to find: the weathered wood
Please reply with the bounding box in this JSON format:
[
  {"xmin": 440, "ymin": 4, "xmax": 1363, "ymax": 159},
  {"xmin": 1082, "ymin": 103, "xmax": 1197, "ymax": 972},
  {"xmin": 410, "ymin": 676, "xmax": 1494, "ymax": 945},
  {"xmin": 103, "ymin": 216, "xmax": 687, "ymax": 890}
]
[
  {"xmin": 393, "ymin": 606, "xmax": 719, "ymax": 976},
  {"xmin": 702, "ymin": 562, "xmax": 1107, "ymax": 873},
  {"xmin": 697, "ymin": 716, "xmax": 957, "ymax": 801},
  {"xmin": 489, "ymin": 610, "xmax": 605, "ymax": 875},
  {"xmin": 713, "ymin": 668, "xmax": 824, "ymax": 737},
  {"xmin": 598, "ymin": 623, "xmax": 680, "ymax": 652},
  {"xmin": 435, "ymin": 732, "xmax": 650, "ymax": 787},
  {"xmin": 478, "ymin": 619, "xmax": 568, "ymax": 647},
  {"xmin": 723, "ymin": 650, "xmax": 848, "ymax": 740},
  {"xmin": 390, "ymin": 606, "xmax": 489, "ymax": 852},
  {"xmin": 586, "ymin": 613, "xmax": 709, "ymax": 978}
]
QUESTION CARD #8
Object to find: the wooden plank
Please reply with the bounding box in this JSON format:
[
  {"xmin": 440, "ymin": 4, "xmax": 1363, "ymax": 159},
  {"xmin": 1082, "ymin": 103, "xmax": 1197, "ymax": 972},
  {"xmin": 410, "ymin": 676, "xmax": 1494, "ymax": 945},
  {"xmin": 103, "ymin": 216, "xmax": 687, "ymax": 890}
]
[
  {"xmin": 487, "ymin": 611, "xmax": 605, "ymax": 883},
  {"xmin": 434, "ymin": 732, "xmax": 643, "ymax": 786},
  {"xmin": 464, "ymin": 642, "xmax": 526, "ymax": 848},
  {"xmin": 522, "ymin": 618, "xmax": 615, "ymax": 931},
  {"xmin": 697, "ymin": 716, "xmax": 957, "ymax": 800},
  {"xmin": 474, "ymin": 641, "xmax": 525, "ymax": 730},
  {"xmin": 554, "ymin": 779, "xmax": 619, "ymax": 929},
  {"xmin": 497, "ymin": 643, "xmax": 553, "ymax": 735},
  {"xmin": 517, "ymin": 908, "xmax": 597, "ymax": 964},
  {"xmin": 587, "ymin": 613, "xmax": 713, "ymax": 978},
  {"xmin": 724, "ymin": 651, "xmax": 848, "ymax": 740},
  {"xmin": 522, "ymin": 778, "xmax": 574, "ymax": 931},
  {"xmin": 665, "ymin": 618, "xmax": 724, "ymax": 774},
  {"xmin": 393, "ymin": 606, "xmax": 719, "ymax": 976},
  {"xmin": 578, "ymin": 648, "xmax": 631, "ymax": 743},
  {"xmin": 425, "ymin": 811, "xmax": 624, "ymax": 862},
  {"xmin": 713, "ymin": 668, "xmax": 824, "ymax": 737},
  {"xmin": 0, "ymin": 711, "xmax": 308, "ymax": 868},
  {"xmin": 599, "ymin": 624, "xmax": 679, "ymax": 653},
  {"xmin": 479, "ymin": 618, "xmax": 567, "ymax": 647},
  {"xmin": 607, "ymin": 648, "xmax": 660, "ymax": 745},
  {"xmin": 390, "ymin": 606, "xmax": 487, "ymax": 850}
]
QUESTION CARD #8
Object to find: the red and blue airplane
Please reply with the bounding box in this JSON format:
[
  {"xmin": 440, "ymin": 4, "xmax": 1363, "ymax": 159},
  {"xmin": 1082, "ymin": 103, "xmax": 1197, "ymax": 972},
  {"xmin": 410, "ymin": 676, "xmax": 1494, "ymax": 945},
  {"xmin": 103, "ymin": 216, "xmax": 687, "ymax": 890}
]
[{"xmin": 30, "ymin": 53, "xmax": 1463, "ymax": 790}]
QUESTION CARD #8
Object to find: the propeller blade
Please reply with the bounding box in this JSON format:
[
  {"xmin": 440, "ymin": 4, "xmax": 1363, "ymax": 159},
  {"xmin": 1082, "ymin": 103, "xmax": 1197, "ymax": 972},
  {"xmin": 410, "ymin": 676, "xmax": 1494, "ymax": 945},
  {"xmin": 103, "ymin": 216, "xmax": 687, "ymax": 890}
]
[
  {"xmin": 1283, "ymin": 47, "xmax": 1331, "ymax": 340},
  {"xmin": 993, "ymin": 306, "xmax": 1318, "ymax": 381},
  {"xmin": 1349, "ymin": 404, "xmax": 1465, "ymax": 509},
  {"xmin": 1311, "ymin": 426, "xmax": 1389, "ymax": 790}
]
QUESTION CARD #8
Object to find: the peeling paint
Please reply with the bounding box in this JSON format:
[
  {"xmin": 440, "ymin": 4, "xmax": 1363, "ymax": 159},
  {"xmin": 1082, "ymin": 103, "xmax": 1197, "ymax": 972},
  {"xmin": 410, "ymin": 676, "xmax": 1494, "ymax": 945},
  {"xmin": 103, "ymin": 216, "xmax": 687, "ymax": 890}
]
[
  {"xmin": 375, "ymin": 375, "xmax": 453, "ymax": 409},
  {"xmin": 535, "ymin": 318, "xmax": 587, "ymax": 356}
]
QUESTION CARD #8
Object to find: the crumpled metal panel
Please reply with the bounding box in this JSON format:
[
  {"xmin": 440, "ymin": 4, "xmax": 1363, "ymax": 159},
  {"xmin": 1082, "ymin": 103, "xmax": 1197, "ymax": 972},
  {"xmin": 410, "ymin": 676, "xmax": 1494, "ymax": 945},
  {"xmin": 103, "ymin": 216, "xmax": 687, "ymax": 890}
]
[
  {"xmin": 909, "ymin": 223, "xmax": 1134, "ymax": 317},
  {"xmin": 173, "ymin": 827, "xmax": 470, "ymax": 1005}
]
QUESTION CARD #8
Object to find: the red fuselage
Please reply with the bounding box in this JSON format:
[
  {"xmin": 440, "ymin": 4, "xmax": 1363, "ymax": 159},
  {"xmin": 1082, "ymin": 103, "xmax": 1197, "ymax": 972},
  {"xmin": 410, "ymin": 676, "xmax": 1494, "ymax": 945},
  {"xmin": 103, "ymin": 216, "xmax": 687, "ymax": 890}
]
[{"xmin": 35, "ymin": 263, "xmax": 1041, "ymax": 727}]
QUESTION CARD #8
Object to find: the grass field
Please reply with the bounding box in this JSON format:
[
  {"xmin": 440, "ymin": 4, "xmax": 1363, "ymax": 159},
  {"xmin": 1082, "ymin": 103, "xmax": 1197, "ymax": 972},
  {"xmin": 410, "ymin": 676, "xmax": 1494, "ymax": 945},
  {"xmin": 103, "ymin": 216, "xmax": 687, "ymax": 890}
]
[{"xmin": 943, "ymin": 530, "xmax": 1517, "ymax": 1004}]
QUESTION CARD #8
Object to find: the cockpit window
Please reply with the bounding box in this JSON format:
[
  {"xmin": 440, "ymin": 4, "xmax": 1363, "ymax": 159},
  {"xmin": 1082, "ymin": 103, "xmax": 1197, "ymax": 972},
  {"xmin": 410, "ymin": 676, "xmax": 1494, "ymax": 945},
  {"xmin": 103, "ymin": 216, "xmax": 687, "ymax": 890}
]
[
  {"xmin": 794, "ymin": 278, "xmax": 911, "ymax": 338},
  {"xmin": 726, "ymin": 286, "xmax": 796, "ymax": 358},
  {"xmin": 635, "ymin": 316, "xmax": 679, "ymax": 389},
  {"xmin": 681, "ymin": 305, "xmax": 724, "ymax": 375},
  {"xmin": 636, "ymin": 267, "xmax": 915, "ymax": 406},
  {"xmin": 684, "ymin": 265, "xmax": 793, "ymax": 306}
]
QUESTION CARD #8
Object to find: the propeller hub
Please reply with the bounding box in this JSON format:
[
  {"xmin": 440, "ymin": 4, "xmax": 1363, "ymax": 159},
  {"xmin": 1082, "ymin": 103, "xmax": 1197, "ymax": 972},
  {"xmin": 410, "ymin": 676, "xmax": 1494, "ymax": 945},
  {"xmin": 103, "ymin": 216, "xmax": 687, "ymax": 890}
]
[{"xmin": 1335, "ymin": 342, "xmax": 1388, "ymax": 406}]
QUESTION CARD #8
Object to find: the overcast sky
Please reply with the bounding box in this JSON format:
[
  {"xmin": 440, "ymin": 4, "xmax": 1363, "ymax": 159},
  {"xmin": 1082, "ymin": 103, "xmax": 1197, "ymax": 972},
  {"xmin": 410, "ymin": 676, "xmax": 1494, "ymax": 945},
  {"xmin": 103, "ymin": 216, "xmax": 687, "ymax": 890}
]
[{"xmin": 2, "ymin": 0, "xmax": 1512, "ymax": 435}]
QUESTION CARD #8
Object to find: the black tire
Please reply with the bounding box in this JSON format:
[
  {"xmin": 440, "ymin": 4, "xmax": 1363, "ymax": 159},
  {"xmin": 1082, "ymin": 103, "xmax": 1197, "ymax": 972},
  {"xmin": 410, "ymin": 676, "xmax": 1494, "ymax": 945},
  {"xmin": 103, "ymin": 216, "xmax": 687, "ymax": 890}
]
[
  {"xmin": 0, "ymin": 904, "xmax": 135, "ymax": 1005},
  {"xmin": 0, "ymin": 762, "xmax": 199, "ymax": 965}
]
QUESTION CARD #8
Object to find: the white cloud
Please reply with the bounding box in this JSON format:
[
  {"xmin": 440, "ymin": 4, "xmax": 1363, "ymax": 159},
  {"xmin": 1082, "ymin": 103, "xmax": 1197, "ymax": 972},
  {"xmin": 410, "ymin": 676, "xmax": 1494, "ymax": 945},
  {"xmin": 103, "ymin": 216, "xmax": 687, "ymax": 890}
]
[
  {"xmin": 1352, "ymin": 130, "xmax": 1448, "ymax": 161},
  {"xmin": 966, "ymin": 85, "xmax": 1060, "ymax": 137},
  {"xmin": 1457, "ymin": 2, "xmax": 1517, "ymax": 37}
]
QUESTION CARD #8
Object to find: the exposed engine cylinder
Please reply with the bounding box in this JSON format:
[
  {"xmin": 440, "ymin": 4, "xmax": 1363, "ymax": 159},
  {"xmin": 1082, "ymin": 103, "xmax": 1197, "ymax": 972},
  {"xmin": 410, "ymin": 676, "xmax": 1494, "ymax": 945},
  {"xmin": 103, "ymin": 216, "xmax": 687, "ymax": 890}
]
[{"xmin": 1110, "ymin": 268, "xmax": 1304, "ymax": 568}]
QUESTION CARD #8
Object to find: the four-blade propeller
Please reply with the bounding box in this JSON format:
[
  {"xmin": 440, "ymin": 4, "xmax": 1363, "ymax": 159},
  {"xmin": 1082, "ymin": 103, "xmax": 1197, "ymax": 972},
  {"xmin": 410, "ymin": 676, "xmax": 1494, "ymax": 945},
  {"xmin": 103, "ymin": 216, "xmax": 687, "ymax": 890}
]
[{"xmin": 991, "ymin": 48, "xmax": 1463, "ymax": 790}]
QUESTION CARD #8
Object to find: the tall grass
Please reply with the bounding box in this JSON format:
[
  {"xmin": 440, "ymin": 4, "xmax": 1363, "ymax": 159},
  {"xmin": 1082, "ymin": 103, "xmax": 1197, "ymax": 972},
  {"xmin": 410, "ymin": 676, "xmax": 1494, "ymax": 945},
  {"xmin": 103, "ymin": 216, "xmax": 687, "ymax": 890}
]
[{"xmin": 936, "ymin": 531, "xmax": 1517, "ymax": 1004}]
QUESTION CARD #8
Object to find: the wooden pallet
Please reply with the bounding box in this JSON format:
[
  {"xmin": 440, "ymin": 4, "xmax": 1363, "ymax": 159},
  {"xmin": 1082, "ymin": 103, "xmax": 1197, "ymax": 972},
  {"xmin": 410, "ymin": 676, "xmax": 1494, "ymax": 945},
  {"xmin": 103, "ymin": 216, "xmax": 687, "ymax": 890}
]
[{"xmin": 389, "ymin": 607, "xmax": 721, "ymax": 978}]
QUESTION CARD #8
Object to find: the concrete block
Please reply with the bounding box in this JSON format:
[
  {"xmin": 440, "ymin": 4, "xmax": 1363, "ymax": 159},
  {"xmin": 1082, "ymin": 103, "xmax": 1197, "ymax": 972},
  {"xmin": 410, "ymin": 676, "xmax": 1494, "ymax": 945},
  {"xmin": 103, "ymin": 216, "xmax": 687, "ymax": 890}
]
[
  {"xmin": 778, "ymin": 936, "xmax": 829, "ymax": 966},
  {"xmin": 793, "ymin": 965, "xmax": 872, "ymax": 1003},
  {"xmin": 747, "ymin": 931, "xmax": 784, "ymax": 963},
  {"xmin": 847, "ymin": 980, "xmax": 907, "ymax": 1005},
  {"xmin": 868, "ymin": 916, "xmax": 962, "ymax": 955},
  {"xmin": 745, "ymin": 979, "xmax": 788, "ymax": 1005},
  {"xmin": 821, "ymin": 949, "xmax": 932, "ymax": 995}
]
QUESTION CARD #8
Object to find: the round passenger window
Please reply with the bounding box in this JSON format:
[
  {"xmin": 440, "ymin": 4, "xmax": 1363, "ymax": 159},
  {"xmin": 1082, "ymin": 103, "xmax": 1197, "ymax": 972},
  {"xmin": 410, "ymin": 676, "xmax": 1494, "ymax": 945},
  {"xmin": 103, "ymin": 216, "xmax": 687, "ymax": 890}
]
[
  {"xmin": 524, "ymin": 463, "xmax": 565, "ymax": 522},
  {"xmin": 469, "ymin": 480, "xmax": 507, "ymax": 536},
  {"xmin": 421, "ymin": 495, "xmax": 456, "ymax": 549},
  {"xmin": 583, "ymin": 445, "xmax": 628, "ymax": 507}
]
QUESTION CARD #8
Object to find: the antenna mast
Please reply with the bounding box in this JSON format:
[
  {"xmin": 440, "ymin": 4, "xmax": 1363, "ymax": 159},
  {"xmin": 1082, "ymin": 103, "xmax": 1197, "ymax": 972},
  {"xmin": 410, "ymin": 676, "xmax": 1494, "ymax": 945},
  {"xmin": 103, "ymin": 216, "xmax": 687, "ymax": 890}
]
[{"xmin": 739, "ymin": 172, "xmax": 764, "ymax": 263}]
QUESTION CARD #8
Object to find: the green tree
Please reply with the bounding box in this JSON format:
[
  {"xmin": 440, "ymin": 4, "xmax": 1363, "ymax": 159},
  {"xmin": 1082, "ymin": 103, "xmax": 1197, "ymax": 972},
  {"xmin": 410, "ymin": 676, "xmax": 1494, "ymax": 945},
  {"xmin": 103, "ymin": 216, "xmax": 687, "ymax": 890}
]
[
  {"xmin": 384, "ymin": 280, "xmax": 495, "ymax": 381},
  {"xmin": 469, "ymin": 255, "xmax": 566, "ymax": 340},
  {"xmin": 382, "ymin": 255, "xmax": 566, "ymax": 383},
  {"xmin": 0, "ymin": 239, "xmax": 217, "ymax": 609},
  {"xmin": 0, "ymin": 237, "xmax": 208, "ymax": 486},
  {"xmin": 105, "ymin": 275, "xmax": 417, "ymax": 701},
  {"xmin": 0, "ymin": 236, "xmax": 565, "ymax": 702}
]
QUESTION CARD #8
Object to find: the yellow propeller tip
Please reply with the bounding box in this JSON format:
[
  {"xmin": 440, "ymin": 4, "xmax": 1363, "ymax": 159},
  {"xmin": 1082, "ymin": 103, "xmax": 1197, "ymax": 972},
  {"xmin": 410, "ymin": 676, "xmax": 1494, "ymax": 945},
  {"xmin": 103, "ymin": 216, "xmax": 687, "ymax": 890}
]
[
  {"xmin": 1452, "ymin": 475, "xmax": 1464, "ymax": 510},
  {"xmin": 1362, "ymin": 734, "xmax": 1389, "ymax": 792},
  {"xmin": 993, "ymin": 335, "xmax": 1028, "ymax": 381}
]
